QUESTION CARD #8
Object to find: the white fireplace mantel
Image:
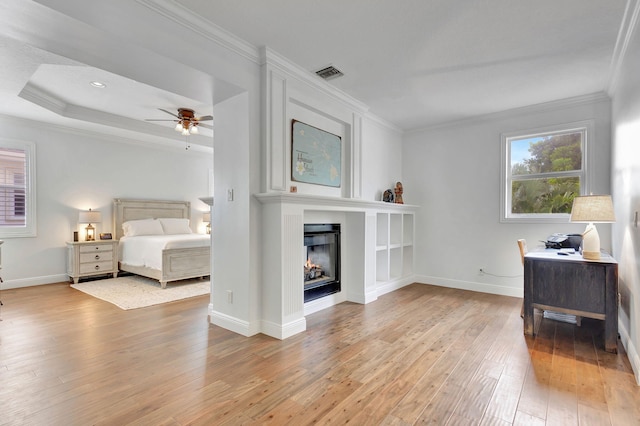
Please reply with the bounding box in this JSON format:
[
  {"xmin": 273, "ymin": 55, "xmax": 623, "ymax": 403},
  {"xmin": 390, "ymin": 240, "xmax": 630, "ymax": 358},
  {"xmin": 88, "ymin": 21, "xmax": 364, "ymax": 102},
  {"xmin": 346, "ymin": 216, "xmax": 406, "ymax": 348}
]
[
  {"xmin": 255, "ymin": 192, "xmax": 418, "ymax": 211},
  {"xmin": 255, "ymin": 192, "xmax": 418, "ymax": 339}
]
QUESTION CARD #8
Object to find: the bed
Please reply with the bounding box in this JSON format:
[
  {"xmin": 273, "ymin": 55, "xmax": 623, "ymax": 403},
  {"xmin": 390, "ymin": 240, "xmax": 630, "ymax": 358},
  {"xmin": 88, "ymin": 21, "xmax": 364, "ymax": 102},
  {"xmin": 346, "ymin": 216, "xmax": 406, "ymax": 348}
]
[{"xmin": 113, "ymin": 198, "xmax": 210, "ymax": 288}]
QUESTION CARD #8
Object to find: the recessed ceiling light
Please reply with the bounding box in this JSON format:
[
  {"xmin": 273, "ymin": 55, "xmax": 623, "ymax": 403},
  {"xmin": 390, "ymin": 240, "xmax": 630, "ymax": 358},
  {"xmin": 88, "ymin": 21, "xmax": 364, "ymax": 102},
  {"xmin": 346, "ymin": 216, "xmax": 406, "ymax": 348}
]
[{"xmin": 90, "ymin": 81, "xmax": 106, "ymax": 88}]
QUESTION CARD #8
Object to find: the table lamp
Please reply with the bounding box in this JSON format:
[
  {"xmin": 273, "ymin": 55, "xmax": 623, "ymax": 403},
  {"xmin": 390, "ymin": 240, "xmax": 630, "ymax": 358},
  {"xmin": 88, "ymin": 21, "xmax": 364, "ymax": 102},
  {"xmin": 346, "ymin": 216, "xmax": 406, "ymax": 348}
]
[
  {"xmin": 79, "ymin": 208, "xmax": 102, "ymax": 241},
  {"xmin": 203, "ymin": 212, "xmax": 211, "ymax": 234},
  {"xmin": 569, "ymin": 195, "xmax": 615, "ymax": 260}
]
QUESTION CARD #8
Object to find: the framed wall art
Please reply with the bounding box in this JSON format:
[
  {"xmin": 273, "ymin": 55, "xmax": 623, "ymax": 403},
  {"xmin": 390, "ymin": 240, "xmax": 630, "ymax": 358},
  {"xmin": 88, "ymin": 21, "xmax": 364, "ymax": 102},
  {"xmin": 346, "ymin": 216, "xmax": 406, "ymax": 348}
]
[{"xmin": 291, "ymin": 120, "xmax": 341, "ymax": 188}]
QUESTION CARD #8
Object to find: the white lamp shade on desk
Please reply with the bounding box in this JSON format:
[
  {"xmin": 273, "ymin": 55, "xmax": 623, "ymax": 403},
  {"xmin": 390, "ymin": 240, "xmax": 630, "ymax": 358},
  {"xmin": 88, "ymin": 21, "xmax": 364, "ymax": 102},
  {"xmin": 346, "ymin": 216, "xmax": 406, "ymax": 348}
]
[{"xmin": 570, "ymin": 195, "xmax": 615, "ymax": 260}]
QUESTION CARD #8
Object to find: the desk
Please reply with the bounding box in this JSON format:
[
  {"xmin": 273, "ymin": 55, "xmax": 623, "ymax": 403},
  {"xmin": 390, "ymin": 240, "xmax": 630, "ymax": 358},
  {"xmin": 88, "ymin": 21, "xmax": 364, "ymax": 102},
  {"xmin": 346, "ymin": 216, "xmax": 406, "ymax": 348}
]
[{"xmin": 523, "ymin": 250, "xmax": 618, "ymax": 353}]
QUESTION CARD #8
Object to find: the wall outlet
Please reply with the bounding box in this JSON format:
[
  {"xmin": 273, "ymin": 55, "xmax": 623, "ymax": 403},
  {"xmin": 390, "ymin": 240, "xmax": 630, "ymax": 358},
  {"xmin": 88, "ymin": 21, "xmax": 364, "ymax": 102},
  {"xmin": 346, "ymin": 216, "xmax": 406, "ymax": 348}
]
[{"xmin": 227, "ymin": 290, "xmax": 233, "ymax": 304}]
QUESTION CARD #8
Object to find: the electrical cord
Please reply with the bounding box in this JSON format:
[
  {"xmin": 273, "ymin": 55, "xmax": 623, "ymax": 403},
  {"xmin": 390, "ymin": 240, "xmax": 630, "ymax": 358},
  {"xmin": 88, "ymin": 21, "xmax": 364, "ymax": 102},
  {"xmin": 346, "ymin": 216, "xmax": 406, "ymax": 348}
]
[{"xmin": 480, "ymin": 269, "xmax": 523, "ymax": 278}]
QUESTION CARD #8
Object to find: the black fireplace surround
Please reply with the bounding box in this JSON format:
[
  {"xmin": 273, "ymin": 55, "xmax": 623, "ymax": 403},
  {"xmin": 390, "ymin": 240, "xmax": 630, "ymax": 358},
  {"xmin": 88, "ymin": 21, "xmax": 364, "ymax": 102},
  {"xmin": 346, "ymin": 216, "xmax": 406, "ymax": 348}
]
[{"xmin": 303, "ymin": 223, "xmax": 341, "ymax": 302}]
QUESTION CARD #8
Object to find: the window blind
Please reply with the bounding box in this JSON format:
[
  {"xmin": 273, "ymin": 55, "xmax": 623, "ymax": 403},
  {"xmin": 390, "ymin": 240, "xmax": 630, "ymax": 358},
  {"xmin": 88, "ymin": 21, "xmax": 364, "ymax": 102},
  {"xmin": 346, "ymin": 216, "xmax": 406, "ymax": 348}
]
[{"xmin": 0, "ymin": 148, "xmax": 27, "ymax": 227}]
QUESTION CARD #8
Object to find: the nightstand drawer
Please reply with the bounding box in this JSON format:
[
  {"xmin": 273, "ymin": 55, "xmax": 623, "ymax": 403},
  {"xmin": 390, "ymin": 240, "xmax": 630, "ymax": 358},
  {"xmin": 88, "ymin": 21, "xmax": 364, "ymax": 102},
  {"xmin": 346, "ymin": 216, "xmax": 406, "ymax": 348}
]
[
  {"xmin": 80, "ymin": 251, "xmax": 113, "ymax": 263},
  {"xmin": 67, "ymin": 240, "xmax": 119, "ymax": 284},
  {"xmin": 80, "ymin": 244, "xmax": 113, "ymax": 254},
  {"xmin": 79, "ymin": 261, "xmax": 114, "ymax": 274}
]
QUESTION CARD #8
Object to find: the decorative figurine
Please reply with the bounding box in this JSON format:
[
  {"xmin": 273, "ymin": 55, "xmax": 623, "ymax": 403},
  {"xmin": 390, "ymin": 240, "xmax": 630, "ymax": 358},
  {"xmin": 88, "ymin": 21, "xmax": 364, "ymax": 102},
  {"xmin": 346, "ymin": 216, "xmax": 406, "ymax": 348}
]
[
  {"xmin": 383, "ymin": 189, "xmax": 394, "ymax": 203},
  {"xmin": 394, "ymin": 181, "xmax": 404, "ymax": 204}
]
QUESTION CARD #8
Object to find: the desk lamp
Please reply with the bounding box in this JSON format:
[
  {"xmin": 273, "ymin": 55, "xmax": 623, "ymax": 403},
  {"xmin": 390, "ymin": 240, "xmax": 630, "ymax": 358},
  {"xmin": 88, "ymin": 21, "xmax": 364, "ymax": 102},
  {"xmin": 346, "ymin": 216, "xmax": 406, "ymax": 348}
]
[
  {"xmin": 569, "ymin": 195, "xmax": 615, "ymax": 260},
  {"xmin": 79, "ymin": 208, "xmax": 102, "ymax": 241}
]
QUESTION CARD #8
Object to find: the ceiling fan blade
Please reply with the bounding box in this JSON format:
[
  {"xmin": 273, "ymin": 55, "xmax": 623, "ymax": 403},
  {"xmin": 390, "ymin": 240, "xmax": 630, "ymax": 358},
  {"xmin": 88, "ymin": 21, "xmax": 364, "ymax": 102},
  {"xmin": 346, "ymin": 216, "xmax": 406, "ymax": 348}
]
[
  {"xmin": 145, "ymin": 119, "xmax": 178, "ymax": 122},
  {"xmin": 198, "ymin": 123, "xmax": 214, "ymax": 130},
  {"xmin": 158, "ymin": 108, "xmax": 180, "ymax": 118},
  {"xmin": 195, "ymin": 115, "xmax": 213, "ymax": 121}
]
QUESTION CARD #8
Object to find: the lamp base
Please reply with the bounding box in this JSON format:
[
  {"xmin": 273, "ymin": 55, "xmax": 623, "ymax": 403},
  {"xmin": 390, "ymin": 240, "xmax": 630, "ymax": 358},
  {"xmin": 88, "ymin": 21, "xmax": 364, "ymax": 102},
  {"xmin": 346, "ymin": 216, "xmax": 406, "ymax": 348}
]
[
  {"xmin": 581, "ymin": 250, "xmax": 600, "ymax": 260},
  {"xmin": 581, "ymin": 222, "xmax": 601, "ymax": 260}
]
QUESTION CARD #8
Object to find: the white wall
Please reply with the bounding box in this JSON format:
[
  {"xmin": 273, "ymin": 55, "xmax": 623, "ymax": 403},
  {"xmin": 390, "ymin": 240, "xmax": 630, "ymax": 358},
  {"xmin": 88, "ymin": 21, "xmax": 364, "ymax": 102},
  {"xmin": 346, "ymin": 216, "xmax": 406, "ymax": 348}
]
[
  {"xmin": 0, "ymin": 115, "xmax": 212, "ymax": 288},
  {"xmin": 611, "ymin": 8, "xmax": 640, "ymax": 383},
  {"xmin": 210, "ymin": 90, "xmax": 265, "ymax": 336},
  {"xmin": 361, "ymin": 116, "xmax": 404, "ymax": 202},
  {"xmin": 403, "ymin": 96, "xmax": 612, "ymax": 297}
]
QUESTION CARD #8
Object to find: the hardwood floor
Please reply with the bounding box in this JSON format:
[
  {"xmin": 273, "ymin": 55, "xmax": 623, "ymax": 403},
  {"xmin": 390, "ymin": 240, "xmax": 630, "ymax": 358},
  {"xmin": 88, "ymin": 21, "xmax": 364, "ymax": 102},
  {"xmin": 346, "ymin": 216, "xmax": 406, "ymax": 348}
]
[{"xmin": 1, "ymin": 282, "xmax": 638, "ymax": 425}]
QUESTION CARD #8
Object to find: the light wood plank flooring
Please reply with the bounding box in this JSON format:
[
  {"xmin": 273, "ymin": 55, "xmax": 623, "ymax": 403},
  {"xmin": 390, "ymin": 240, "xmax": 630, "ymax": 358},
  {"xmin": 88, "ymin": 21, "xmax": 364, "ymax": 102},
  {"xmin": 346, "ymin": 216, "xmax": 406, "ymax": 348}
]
[{"xmin": 1, "ymin": 282, "xmax": 638, "ymax": 425}]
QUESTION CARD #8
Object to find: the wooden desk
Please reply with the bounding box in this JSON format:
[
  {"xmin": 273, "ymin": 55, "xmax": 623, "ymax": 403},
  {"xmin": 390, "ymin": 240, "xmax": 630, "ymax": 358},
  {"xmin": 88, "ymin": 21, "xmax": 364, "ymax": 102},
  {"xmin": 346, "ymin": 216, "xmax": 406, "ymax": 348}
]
[{"xmin": 523, "ymin": 250, "xmax": 618, "ymax": 353}]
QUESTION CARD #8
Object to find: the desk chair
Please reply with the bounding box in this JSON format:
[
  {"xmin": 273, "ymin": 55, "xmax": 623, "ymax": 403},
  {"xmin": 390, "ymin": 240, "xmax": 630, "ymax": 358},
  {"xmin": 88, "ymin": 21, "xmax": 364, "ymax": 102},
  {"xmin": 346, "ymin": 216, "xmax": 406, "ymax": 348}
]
[
  {"xmin": 518, "ymin": 238, "xmax": 580, "ymax": 325},
  {"xmin": 518, "ymin": 239, "xmax": 526, "ymax": 318}
]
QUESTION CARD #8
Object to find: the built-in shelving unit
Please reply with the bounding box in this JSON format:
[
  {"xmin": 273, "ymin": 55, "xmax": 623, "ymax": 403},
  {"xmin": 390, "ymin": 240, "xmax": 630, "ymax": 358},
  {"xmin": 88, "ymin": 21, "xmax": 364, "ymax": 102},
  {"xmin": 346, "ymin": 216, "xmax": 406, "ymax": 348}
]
[
  {"xmin": 255, "ymin": 192, "xmax": 418, "ymax": 339},
  {"xmin": 376, "ymin": 212, "xmax": 415, "ymax": 286}
]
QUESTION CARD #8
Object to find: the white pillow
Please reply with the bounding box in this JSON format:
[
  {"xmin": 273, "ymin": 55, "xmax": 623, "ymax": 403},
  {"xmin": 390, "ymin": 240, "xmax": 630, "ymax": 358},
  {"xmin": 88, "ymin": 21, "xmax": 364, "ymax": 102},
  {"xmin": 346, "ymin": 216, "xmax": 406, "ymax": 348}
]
[
  {"xmin": 122, "ymin": 218, "xmax": 164, "ymax": 236},
  {"xmin": 159, "ymin": 218, "xmax": 192, "ymax": 235}
]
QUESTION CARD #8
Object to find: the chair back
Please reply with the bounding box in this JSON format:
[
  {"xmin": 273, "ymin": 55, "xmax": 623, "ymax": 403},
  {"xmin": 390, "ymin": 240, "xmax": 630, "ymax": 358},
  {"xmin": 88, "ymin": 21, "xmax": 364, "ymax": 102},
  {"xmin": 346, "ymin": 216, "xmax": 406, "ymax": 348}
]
[{"xmin": 517, "ymin": 239, "xmax": 528, "ymax": 266}]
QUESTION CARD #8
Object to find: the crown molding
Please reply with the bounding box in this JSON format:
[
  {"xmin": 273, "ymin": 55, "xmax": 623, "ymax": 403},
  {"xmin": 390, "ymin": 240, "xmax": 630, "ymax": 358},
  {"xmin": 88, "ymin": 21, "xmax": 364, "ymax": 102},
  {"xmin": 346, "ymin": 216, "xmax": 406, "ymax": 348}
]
[
  {"xmin": 136, "ymin": 0, "xmax": 260, "ymax": 64},
  {"xmin": 18, "ymin": 83, "xmax": 67, "ymax": 116},
  {"xmin": 17, "ymin": 82, "xmax": 213, "ymax": 148},
  {"xmin": 0, "ymin": 113, "xmax": 213, "ymax": 154},
  {"xmin": 363, "ymin": 111, "xmax": 403, "ymax": 135},
  {"xmin": 406, "ymin": 92, "xmax": 611, "ymax": 135},
  {"xmin": 607, "ymin": 0, "xmax": 640, "ymax": 95}
]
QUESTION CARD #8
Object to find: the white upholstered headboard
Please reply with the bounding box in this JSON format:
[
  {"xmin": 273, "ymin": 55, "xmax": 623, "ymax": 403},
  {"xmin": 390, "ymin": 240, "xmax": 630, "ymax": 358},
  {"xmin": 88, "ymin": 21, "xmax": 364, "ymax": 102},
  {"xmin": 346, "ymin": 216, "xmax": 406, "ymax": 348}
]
[{"xmin": 113, "ymin": 198, "xmax": 191, "ymax": 240}]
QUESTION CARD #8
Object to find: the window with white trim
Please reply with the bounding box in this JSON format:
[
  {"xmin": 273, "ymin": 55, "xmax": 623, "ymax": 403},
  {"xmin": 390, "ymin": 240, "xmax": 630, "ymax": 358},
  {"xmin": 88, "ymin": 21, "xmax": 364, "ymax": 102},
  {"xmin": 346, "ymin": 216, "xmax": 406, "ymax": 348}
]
[
  {"xmin": 0, "ymin": 139, "xmax": 36, "ymax": 237},
  {"xmin": 501, "ymin": 122, "xmax": 590, "ymax": 223}
]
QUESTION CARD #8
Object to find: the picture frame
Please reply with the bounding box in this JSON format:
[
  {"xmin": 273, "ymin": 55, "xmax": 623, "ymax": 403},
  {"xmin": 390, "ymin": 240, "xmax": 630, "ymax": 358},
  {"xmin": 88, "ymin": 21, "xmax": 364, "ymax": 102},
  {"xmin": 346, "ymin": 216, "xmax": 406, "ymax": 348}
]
[
  {"xmin": 99, "ymin": 232, "xmax": 113, "ymax": 240},
  {"xmin": 291, "ymin": 120, "xmax": 341, "ymax": 188}
]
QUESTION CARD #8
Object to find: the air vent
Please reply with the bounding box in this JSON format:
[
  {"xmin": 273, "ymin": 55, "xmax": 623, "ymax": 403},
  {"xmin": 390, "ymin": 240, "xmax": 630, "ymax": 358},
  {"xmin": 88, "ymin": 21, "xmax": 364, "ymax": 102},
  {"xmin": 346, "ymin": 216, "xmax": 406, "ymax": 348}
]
[{"xmin": 315, "ymin": 65, "xmax": 344, "ymax": 80}]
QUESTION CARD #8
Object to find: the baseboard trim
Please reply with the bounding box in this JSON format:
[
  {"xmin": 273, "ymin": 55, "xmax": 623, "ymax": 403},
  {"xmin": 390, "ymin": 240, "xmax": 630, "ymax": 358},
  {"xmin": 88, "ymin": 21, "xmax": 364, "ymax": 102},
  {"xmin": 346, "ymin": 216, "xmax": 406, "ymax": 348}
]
[
  {"xmin": 377, "ymin": 275, "xmax": 418, "ymax": 297},
  {"xmin": 261, "ymin": 317, "xmax": 307, "ymax": 340},
  {"xmin": 209, "ymin": 309, "xmax": 259, "ymax": 337},
  {"xmin": 1, "ymin": 274, "xmax": 69, "ymax": 289},
  {"xmin": 618, "ymin": 318, "xmax": 640, "ymax": 385},
  {"xmin": 415, "ymin": 275, "xmax": 523, "ymax": 298}
]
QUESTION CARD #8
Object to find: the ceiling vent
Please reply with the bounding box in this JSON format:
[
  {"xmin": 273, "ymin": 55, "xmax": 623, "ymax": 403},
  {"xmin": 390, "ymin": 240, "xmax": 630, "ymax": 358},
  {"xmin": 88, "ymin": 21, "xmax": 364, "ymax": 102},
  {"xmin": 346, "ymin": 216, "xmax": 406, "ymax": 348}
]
[{"xmin": 315, "ymin": 65, "xmax": 344, "ymax": 80}]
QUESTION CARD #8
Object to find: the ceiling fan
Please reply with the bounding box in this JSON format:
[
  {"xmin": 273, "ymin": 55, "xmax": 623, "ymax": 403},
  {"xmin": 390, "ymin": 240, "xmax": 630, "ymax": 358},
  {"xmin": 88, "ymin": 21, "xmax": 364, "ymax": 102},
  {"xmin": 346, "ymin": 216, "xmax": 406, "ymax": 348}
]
[{"xmin": 146, "ymin": 108, "xmax": 213, "ymax": 136}]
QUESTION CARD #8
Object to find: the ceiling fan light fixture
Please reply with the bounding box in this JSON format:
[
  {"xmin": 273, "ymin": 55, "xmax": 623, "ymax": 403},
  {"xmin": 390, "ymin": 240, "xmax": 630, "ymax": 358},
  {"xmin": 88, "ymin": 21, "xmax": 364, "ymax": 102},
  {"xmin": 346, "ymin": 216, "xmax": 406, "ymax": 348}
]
[
  {"xmin": 190, "ymin": 125, "xmax": 199, "ymax": 135},
  {"xmin": 181, "ymin": 127, "xmax": 190, "ymax": 136},
  {"xmin": 174, "ymin": 122, "xmax": 182, "ymax": 132}
]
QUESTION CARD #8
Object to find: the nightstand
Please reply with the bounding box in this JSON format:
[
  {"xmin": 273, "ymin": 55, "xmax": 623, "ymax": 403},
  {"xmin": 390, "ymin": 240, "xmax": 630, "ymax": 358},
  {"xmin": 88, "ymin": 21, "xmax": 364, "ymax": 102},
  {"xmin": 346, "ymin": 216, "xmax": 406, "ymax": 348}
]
[{"xmin": 66, "ymin": 240, "xmax": 119, "ymax": 284}]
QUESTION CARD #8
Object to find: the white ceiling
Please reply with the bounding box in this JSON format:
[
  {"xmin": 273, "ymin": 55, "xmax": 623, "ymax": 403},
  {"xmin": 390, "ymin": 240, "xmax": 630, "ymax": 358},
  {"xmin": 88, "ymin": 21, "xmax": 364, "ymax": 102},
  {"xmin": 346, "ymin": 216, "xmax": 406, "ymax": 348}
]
[
  {"xmin": 180, "ymin": 0, "xmax": 627, "ymax": 129},
  {"xmin": 0, "ymin": 0, "xmax": 630, "ymax": 147}
]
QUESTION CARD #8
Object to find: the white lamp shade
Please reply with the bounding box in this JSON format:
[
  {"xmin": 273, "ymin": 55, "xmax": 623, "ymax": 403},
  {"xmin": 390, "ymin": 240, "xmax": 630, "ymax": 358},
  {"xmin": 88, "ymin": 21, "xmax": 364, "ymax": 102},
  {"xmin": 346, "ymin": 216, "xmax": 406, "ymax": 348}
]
[
  {"xmin": 203, "ymin": 213, "xmax": 211, "ymax": 223},
  {"xmin": 570, "ymin": 195, "xmax": 615, "ymax": 223},
  {"xmin": 79, "ymin": 209, "xmax": 102, "ymax": 224},
  {"xmin": 570, "ymin": 195, "xmax": 615, "ymax": 260}
]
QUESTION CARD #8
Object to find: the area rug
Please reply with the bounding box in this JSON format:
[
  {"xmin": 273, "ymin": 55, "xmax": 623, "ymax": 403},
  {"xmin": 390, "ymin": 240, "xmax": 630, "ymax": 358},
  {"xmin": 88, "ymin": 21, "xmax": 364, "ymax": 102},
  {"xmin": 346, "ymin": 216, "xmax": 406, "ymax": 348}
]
[{"xmin": 71, "ymin": 275, "xmax": 210, "ymax": 310}]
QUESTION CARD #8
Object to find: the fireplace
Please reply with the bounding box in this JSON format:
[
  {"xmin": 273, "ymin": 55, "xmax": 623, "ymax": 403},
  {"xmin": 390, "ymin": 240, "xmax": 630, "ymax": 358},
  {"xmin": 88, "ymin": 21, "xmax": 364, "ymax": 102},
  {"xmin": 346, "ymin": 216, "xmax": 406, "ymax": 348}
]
[{"xmin": 303, "ymin": 223, "xmax": 340, "ymax": 302}]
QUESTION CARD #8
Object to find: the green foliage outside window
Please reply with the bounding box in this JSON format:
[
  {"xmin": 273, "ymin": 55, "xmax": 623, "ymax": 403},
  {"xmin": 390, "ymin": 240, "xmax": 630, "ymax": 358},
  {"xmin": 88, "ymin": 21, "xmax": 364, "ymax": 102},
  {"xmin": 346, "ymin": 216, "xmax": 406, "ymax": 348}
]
[{"xmin": 510, "ymin": 132, "xmax": 582, "ymax": 214}]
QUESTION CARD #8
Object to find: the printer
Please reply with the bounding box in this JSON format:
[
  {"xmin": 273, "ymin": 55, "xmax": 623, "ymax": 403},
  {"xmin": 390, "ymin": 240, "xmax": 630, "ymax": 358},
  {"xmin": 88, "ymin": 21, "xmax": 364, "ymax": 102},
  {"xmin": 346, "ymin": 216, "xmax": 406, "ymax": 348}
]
[{"xmin": 545, "ymin": 233, "xmax": 582, "ymax": 250}]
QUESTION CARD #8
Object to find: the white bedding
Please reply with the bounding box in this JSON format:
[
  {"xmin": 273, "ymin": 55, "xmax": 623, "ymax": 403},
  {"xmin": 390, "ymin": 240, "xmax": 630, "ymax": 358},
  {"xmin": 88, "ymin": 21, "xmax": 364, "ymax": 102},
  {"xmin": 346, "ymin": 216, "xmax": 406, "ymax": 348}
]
[{"xmin": 119, "ymin": 234, "xmax": 210, "ymax": 270}]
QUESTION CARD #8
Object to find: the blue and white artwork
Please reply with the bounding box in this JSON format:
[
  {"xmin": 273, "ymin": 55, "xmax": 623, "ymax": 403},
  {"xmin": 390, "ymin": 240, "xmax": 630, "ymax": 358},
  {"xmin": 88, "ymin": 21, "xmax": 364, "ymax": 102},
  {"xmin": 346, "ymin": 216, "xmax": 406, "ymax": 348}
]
[{"xmin": 291, "ymin": 120, "xmax": 341, "ymax": 188}]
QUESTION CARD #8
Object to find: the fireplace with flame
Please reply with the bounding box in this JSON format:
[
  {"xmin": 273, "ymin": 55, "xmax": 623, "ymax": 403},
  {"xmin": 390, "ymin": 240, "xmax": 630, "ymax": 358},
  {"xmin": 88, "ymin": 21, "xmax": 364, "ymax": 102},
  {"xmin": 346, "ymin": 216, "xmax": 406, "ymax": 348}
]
[{"xmin": 303, "ymin": 224, "xmax": 340, "ymax": 302}]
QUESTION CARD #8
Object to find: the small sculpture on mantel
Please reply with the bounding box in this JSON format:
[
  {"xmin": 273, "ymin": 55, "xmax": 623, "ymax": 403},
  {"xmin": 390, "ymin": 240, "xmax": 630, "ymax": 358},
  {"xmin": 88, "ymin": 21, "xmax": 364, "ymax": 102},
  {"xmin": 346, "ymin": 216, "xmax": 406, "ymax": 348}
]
[
  {"xmin": 394, "ymin": 181, "xmax": 404, "ymax": 204},
  {"xmin": 382, "ymin": 189, "xmax": 394, "ymax": 203}
]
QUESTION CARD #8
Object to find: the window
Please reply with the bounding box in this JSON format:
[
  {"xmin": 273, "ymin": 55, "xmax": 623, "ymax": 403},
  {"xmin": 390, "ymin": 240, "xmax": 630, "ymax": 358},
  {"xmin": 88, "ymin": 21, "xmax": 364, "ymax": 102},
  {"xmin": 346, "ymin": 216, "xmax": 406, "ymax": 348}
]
[
  {"xmin": 0, "ymin": 139, "xmax": 36, "ymax": 237},
  {"xmin": 501, "ymin": 121, "xmax": 591, "ymax": 223}
]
